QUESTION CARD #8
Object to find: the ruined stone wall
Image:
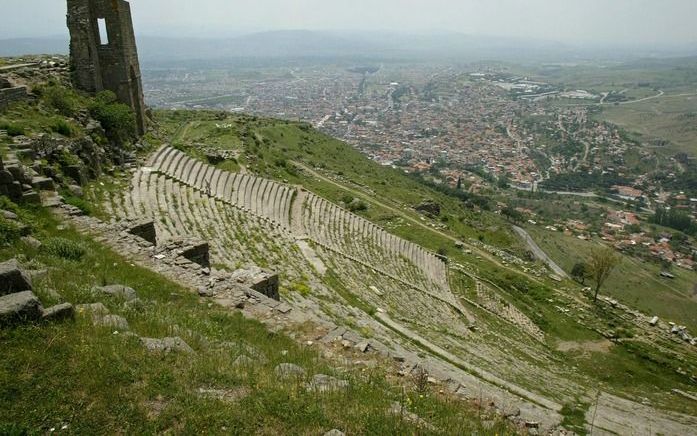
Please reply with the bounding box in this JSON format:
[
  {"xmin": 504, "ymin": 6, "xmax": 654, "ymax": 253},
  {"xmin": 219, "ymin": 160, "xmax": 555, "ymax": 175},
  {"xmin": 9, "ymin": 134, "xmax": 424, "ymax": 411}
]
[
  {"xmin": 67, "ymin": 0, "xmax": 146, "ymax": 135},
  {"xmin": 0, "ymin": 86, "xmax": 29, "ymax": 111}
]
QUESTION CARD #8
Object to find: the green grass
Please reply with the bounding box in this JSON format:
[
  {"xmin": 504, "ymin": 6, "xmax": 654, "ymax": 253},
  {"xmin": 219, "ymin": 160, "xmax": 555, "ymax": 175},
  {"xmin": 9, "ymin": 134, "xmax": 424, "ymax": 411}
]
[
  {"xmin": 153, "ymin": 109, "xmax": 697, "ymax": 417},
  {"xmin": 524, "ymin": 225, "xmax": 697, "ymax": 331},
  {"xmin": 597, "ymin": 93, "xmax": 697, "ymax": 155},
  {"xmin": 0, "ymin": 200, "xmax": 512, "ymax": 435}
]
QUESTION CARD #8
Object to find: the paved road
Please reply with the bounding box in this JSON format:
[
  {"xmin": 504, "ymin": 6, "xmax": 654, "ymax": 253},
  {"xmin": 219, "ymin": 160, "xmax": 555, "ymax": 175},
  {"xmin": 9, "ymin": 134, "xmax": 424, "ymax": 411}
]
[{"xmin": 512, "ymin": 226, "xmax": 568, "ymax": 278}]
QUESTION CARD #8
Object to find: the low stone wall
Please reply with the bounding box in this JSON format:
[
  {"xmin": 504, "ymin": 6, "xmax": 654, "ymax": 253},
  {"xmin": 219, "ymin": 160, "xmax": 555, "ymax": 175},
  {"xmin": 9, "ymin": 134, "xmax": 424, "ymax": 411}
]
[{"xmin": 0, "ymin": 86, "xmax": 29, "ymax": 111}]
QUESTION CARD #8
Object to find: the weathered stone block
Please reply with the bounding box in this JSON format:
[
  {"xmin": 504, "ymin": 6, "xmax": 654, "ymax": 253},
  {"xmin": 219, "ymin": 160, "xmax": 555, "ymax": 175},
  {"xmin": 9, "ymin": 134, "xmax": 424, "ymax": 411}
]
[
  {"xmin": 7, "ymin": 182, "xmax": 22, "ymax": 201},
  {"xmin": 22, "ymin": 191, "xmax": 41, "ymax": 205},
  {"xmin": 251, "ymin": 273, "xmax": 280, "ymax": 301},
  {"xmin": 6, "ymin": 165, "xmax": 25, "ymax": 183},
  {"xmin": 128, "ymin": 220, "xmax": 157, "ymax": 245},
  {"xmin": 231, "ymin": 267, "xmax": 280, "ymax": 301},
  {"xmin": 140, "ymin": 337, "xmax": 194, "ymax": 354},
  {"xmin": 0, "ymin": 170, "xmax": 12, "ymax": 184},
  {"xmin": 64, "ymin": 165, "xmax": 87, "ymax": 186},
  {"xmin": 32, "ymin": 176, "xmax": 55, "ymax": 191},
  {"xmin": 0, "ymin": 259, "xmax": 33, "ymax": 296},
  {"xmin": 178, "ymin": 242, "xmax": 210, "ymax": 268},
  {"xmin": 0, "ymin": 291, "xmax": 43, "ymax": 326},
  {"xmin": 42, "ymin": 303, "xmax": 75, "ymax": 322},
  {"xmin": 92, "ymin": 284, "xmax": 138, "ymax": 301}
]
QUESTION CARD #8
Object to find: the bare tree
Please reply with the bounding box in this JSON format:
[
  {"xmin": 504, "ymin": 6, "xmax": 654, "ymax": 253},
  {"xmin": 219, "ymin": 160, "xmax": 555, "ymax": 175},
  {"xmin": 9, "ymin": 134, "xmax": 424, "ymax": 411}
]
[{"xmin": 587, "ymin": 247, "xmax": 620, "ymax": 302}]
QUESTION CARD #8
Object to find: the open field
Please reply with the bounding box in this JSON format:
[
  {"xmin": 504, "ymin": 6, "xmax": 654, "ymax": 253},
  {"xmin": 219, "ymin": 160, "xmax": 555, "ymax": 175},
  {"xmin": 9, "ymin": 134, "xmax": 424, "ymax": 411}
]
[
  {"xmin": 598, "ymin": 92, "xmax": 697, "ymax": 154},
  {"xmin": 524, "ymin": 225, "xmax": 697, "ymax": 332}
]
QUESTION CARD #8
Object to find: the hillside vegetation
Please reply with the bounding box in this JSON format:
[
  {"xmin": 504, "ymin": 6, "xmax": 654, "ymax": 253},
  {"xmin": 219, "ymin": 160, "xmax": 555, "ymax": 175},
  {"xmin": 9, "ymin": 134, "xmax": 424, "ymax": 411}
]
[{"xmin": 1, "ymin": 76, "xmax": 696, "ymax": 435}]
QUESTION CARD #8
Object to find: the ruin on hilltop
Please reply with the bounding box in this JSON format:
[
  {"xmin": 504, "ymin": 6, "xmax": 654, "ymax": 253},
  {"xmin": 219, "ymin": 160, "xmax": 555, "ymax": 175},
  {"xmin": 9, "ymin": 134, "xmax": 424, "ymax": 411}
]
[{"xmin": 66, "ymin": 0, "xmax": 146, "ymax": 135}]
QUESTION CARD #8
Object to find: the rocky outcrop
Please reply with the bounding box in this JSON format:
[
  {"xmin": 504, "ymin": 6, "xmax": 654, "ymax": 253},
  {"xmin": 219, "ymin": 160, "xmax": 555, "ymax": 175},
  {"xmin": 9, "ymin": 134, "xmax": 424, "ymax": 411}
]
[
  {"xmin": 231, "ymin": 267, "xmax": 280, "ymax": 301},
  {"xmin": 92, "ymin": 284, "xmax": 138, "ymax": 301},
  {"xmin": 0, "ymin": 259, "xmax": 33, "ymax": 295},
  {"xmin": 127, "ymin": 220, "xmax": 157, "ymax": 245},
  {"xmin": 0, "ymin": 291, "xmax": 43, "ymax": 326},
  {"xmin": 415, "ymin": 200, "xmax": 441, "ymax": 217},
  {"xmin": 140, "ymin": 337, "xmax": 194, "ymax": 354},
  {"xmin": 0, "ymin": 258, "xmax": 75, "ymax": 327}
]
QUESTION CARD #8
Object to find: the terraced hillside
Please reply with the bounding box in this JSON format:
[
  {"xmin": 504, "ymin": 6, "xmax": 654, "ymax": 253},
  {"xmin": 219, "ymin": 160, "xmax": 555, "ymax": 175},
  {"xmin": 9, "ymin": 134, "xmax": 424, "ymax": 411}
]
[
  {"xmin": 110, "ymin": 144, "xmax": 481, "ymax": 338},
  {"xmin": 99, "ymin": 137, "xmax": 697, "ymax": 434}
]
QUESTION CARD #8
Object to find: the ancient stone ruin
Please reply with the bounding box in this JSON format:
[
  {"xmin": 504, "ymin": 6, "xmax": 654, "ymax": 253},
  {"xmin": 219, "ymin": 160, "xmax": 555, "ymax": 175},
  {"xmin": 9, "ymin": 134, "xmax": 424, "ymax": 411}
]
[
  {"xmin": 66, "ymin": 0, "xmax": 146, "ymax": 135},
  {"xmin": 0, "ymin": 77, "xmax": 28, "ymax": 111}
]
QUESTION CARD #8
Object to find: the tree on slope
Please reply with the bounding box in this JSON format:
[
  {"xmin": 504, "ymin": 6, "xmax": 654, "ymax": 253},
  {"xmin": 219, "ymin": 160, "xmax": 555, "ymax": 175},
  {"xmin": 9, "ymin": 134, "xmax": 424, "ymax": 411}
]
[{"xmin": 587, "ymin": 247, "xmax": 620, "ymax": 302}]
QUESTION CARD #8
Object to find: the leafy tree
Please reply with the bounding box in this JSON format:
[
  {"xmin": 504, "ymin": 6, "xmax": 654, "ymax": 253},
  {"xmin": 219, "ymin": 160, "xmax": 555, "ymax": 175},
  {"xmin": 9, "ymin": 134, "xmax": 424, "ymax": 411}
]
[
  {"xmin": 501, "ymin": 205, "xmax": 524, "ymax": 223},
  {"xmin": 571, "ymin": 262, "xmax": 588, "ymax": 285},
  {"xmin": 88, "ymin": 91, "xmax": 137, "ymax": 145},
  {"xmin": 650, "ymin": 207, "xmax": 697, "ymax": 235},
  {"xmin": 587, "ymin": 247, "xmax": 620, "ymax": 302}
]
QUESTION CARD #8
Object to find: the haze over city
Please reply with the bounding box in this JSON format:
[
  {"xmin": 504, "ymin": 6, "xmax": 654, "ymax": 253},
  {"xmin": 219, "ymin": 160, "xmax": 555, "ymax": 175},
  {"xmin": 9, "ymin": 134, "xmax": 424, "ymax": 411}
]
[
  {"xmin": 1, "ymin": 0, "xmax": 697, "ymax": 434},
  {"xmin": 2, "ymin": 0, "xmax": 697, "ymax": 48}
]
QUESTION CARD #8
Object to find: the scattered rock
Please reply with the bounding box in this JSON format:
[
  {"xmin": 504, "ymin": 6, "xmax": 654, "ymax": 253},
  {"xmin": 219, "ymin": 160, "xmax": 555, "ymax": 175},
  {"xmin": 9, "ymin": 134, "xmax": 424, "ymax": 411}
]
[
  {"xmin": 198, "ymin": 287, "xmax": 215, "ymax": 297},
  {"xmin": 0, "ymin": 259, "xmax": 33, "ymax": 296},
  {"xmin": 525, "ymin": 421, "xmax": 540, "ymax": 429},
  {"xmin": 67, "ymin": 184, "xmax": 83, "ymax": 198},
  {"xmin": 275, "ymin": 303, "xmax": 292, "ymax": 314},
  {"xmin": 415, "ymin": 200, "xmax": 441, "ymax": 217},
  {"xmin": 232, "ymin": 355, "xmax": 256, "ymax": 368},
  {"xmin": 21, "ymin": 236, "xmax": 42, "ymax": 249},
  {"xmin": 44, "ymin": 288, "xmax": 62, "ymax": 301},
  {"xmin": 27, "ymin": 269, "xmax": 49, "ymax": 281},
  {"xmin": 95, "ymin": 314, "xmax": 129, "ymax": 331},
  {"xmin": 1, "ymin": 210, "xmax": 18, "ymax": 220},
  {"xmin": 141, "ymin": 337, "xmax": 194, "ymax": 354},
  {"xmin": 355, "ymin": 341, "xmax": 371, "ymax": 353},
  {"xmin": 76, "ymin": 302, "xmax": 109, "ymax": 315},
  {"xmin": 306, "ymin": 374, "xmax": 349, "ymax": 393},
  {"xmin": 92, "ymin": 284, "xmax": 138, "ymax": 301},
  {"xmin": 388, "ymin": 402, "xmax": 436, "ymax": 431},
  {"xmin": 0, "ymin": 291, "xmax": 43, "ymax": 326},
  {"xmin": 31, "ymin": 176, "xmax": 55, "ymax": 191},
  {"xmin": 274, "ymin": 363, "xmax": 306, "ymax": 379},
  {"xmin": 500, "ymin": 405, "xmax": 520, "ymax": 418},
  {"xmin": 42, "ymin": 303, "xmax": 75, "ymax": 322},
  {"xmin": 321, "ymin": 326, "xmax": 346, "ymax": 344},
  {"xmin": 197, "ymin": 386, "xmax": 250, "ymax": 403}
]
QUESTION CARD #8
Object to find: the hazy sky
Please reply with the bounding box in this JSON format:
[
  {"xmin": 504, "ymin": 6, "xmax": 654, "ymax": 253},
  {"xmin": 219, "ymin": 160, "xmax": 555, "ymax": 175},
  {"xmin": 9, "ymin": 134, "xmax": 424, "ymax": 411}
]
[{"xmin": 2, "ymin": 0, "xmax": 696, "ymax": 46}]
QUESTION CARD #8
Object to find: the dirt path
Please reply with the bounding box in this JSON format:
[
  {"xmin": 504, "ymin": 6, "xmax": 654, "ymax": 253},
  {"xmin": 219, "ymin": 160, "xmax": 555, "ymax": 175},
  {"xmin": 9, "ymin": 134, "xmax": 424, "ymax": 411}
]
[{"xmin": 512, "ymin": 226, "xmax": 568, "ymax": 278}]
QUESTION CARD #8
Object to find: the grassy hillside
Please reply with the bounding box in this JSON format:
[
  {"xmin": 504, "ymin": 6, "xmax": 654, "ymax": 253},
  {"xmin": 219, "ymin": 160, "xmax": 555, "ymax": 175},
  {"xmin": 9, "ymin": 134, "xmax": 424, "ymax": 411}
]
[
  {"xmin": 524, "ymin": 225, "xmax": 697, "ymax": 331},
  {"xmin": 0, "ymin": 200, "xmax": 510, "ymax": 435},
  {"xmin": 148, "ymin": 109, "xmax": 697, "ymax": 422},
  {"xmin": 2, "ymin": 79, "xmax": 696, "ymax": 434}
]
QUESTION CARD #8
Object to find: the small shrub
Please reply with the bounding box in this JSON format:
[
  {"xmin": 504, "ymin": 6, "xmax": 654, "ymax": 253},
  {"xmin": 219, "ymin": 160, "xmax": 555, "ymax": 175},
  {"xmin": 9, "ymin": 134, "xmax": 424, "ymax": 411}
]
[
  {"xmin": 41, "ymin": 84, "xmax": 79, "ymax": 117},
  {"xmin": 0, "ymin": 217, "xmax": 22, "ymax": 245},
  {"xmin": 50, "ymin": 118, "xmax": 77, "ymax": 137},
  {"xmin": 0, "ymin": 120, "xmax": 25, "ymax": 137},
  {"xmin": 42, "ymin": 237, "xmax": 86, "ymax": 261},
  {"xmin": 347, "ymin": 199, "xmax": 368, "ymax": 212},
  {"xmin": 63, "ymin": 195, "xmax": 92, "ymax": 216},
  {"xmin": 88, "ymin": 91, "xmax": 136, "ymax": 145}
]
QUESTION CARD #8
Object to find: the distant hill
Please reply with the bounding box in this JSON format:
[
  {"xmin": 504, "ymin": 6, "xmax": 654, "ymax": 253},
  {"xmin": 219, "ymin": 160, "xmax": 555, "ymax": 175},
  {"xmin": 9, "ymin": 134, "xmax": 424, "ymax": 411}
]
[
  {"xmin": 1, "ymin": 30, "xmax": 695, "ymax": 64},
  {"xmin": 0, "ymin": 37, "xmax": 69, "ymax": 57}
]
